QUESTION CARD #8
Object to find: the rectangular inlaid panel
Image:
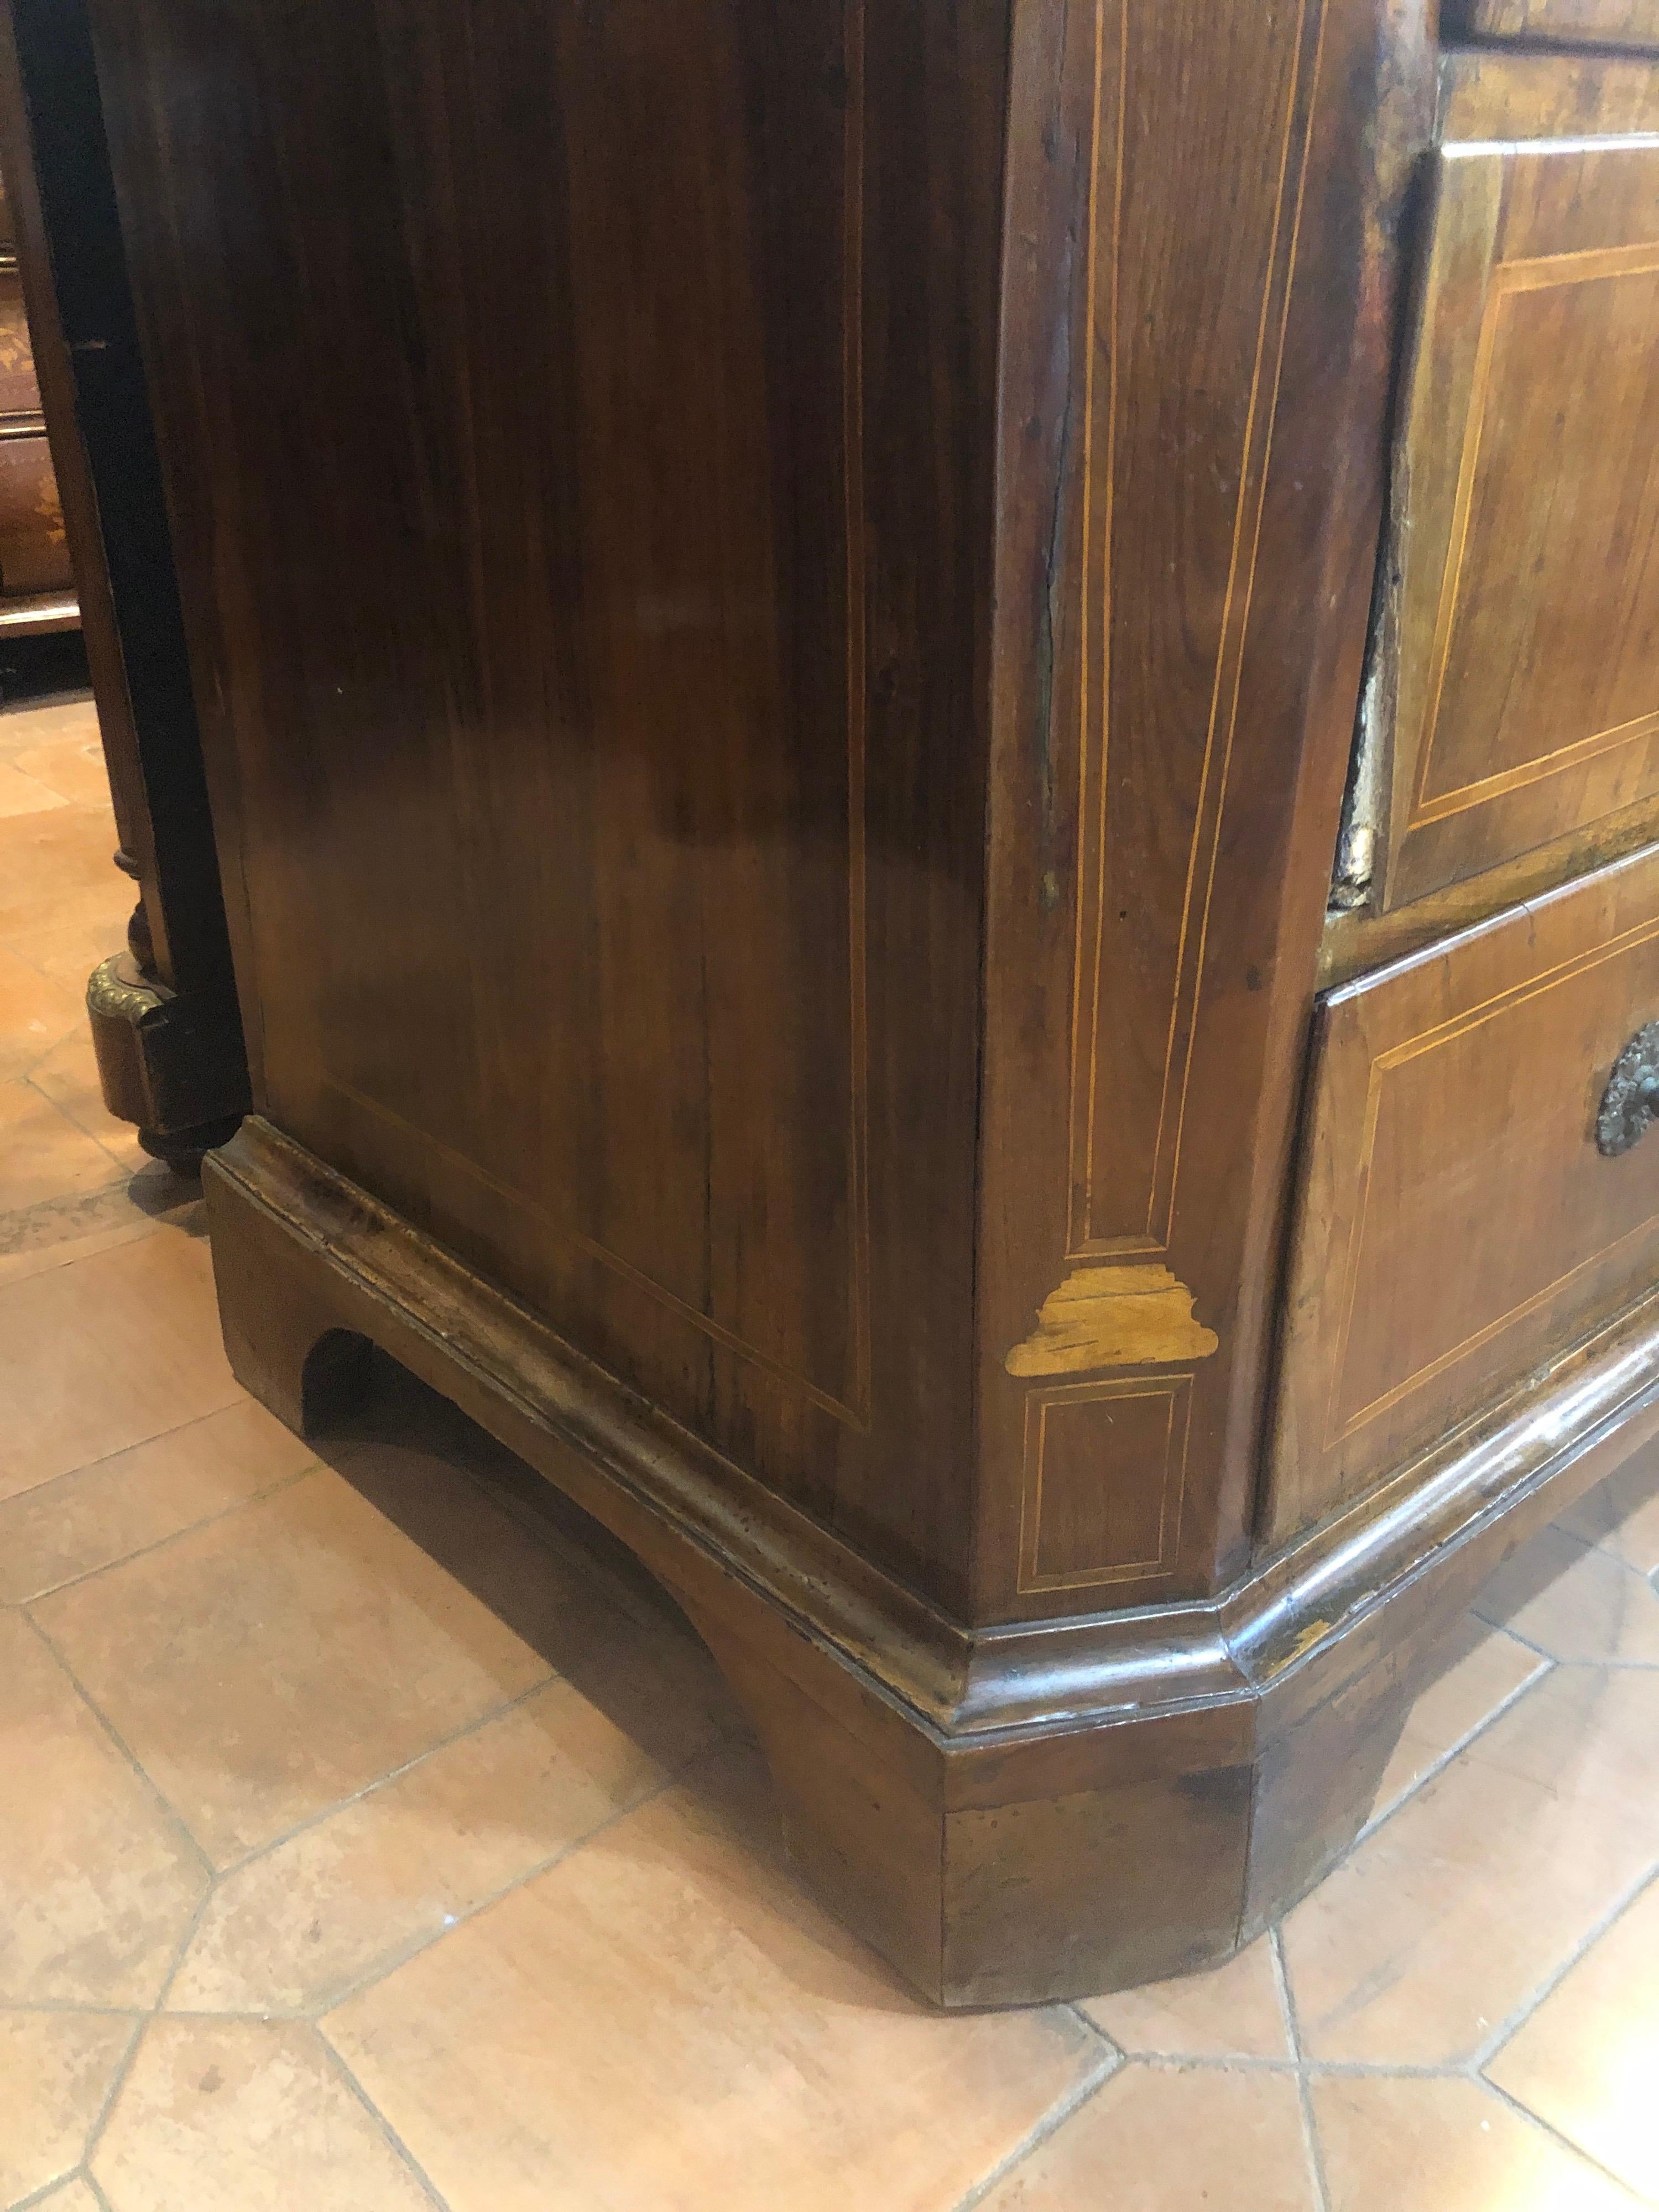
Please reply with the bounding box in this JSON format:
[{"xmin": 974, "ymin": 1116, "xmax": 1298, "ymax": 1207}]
[
  {"xmin": 1267, "ymin": 841, "xmax": 1659, "ymax": 1542},
  {"xmin": 1019, "ymin": 1376, "xmax": 1192, "ymax": 1593},
  {"xmin": 1067, "ymin": 0, "xmax": 1323, "ymax": 1255},
  {"xmin": 1444, "ymin": 0, "xmax": 1659, "ymax": 49},
  {"xmin": 1377, "ymin": 131, "xmax": 1659, "ymax": 907},
  {"xmin": 0, "ymin": 266, "xmax": 41, "ymax": 420},
  {"xmin": 0, "ymin": 431, "xmax": 65, "ymax": 592}
]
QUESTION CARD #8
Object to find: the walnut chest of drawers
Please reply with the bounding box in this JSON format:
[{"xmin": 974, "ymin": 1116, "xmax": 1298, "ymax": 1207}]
[{"xmin": 15, "ymin": 0, "xmax": 1659, "ymax": 2002}]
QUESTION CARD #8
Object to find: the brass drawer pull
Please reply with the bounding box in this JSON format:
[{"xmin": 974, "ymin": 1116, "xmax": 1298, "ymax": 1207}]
[{"xmin": 1598, "ymin": 1024, "xmax": 1659, "ymax": 1156}]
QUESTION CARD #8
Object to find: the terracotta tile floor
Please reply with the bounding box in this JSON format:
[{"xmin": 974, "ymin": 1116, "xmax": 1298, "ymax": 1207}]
[{"xmin": 4, "ymin": 677, "xmax": 1659, "ymax": 2210}]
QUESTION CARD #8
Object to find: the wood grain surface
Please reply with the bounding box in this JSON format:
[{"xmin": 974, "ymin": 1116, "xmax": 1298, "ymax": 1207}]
[
  {"xmin": 1372, "ymin": 59, "xmax": 1659, "ymax": 907},
  {"xmin": 1270, "ymin": 842, "xmax": 1659, "ymax": 1542}
]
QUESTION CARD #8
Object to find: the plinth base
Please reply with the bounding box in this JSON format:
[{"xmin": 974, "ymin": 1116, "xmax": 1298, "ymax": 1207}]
[{"xmin": 203, "ymin": 1117, "xmax": 1659, "ymax": 2006}]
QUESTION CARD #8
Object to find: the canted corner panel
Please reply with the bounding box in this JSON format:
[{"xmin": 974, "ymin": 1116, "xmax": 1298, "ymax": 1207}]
[
  {"xmin": 1266, "ymin": 844, "xmax": 1659, "ymax": 1543},
  {"xmin": 1379, "ymin": 134, "xmax": 1659, "ymax": 910},
  {"xmin": 1017, "ymin": 1375, "xmax": 1193, "ymax": 1594},
  {"xmin": 1065, "ymin": 0, "xmax": 1329, "ymax": 1264}
]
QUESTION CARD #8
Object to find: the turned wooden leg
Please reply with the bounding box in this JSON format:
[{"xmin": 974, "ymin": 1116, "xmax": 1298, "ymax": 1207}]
[{"xmin": 87, "ymin": 950, "xmax": 246, "ymax": 1174}]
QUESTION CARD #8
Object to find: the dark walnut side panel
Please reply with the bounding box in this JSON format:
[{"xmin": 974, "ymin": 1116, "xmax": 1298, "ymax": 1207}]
[
  {"xmin": 974, "ymin": 0, "xmax": 1432, "ymax": 1613},
  {"xmin": 83, "ymin": 0, "xmax": 1006, "ymax": 1610},
  {"xmin": 1374, "ymin": 105, "xmax": 1659, "ymax": 909},
  {"xmin": 1268, "ymin": 839, "xmax": 1659, "ymax": 1545}
]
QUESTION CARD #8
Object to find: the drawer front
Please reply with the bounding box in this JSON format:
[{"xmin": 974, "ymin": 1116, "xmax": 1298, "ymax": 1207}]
[
  {"xmin": 0, "ymin": 432, "xmax": 69, "ymax": 593},
  {"xmin": 1445, "ymin": 0, "xmax": 1659, "ymax": 49},
  {"xmin": 1267, "ymin": 842, "xmax": 1659, "ymax": 1543},
  {"xmin": 0, "ymin": 268, "xmax": 42, "ymax": 422},
  {"xmin": 1376, "ymin": 121, "xmax": 1659, "ymax": 909}
]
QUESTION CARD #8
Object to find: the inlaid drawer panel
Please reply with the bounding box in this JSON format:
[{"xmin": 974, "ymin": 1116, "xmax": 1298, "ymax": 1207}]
[
  {"xmin": 1268, "ymin": 842, "xmax": 1659, "ymax": 1542},
  {"xmin": 0, "ymin": 268, "xmax": 42, "ymax": 421},
  {"xmin": 1374, "ymin": 120, "xmax": 1659, "ymax": 909},
  {"xmin": 1444, "ymin": 0, "xmax": 1659, "ymax": 50},
  {"xmin": 0, "ymin": 432, "xmax": 70, "ymax": 593}
]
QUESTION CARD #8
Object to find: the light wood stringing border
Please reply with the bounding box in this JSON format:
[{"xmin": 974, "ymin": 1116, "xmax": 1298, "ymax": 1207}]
[
  {"xmin": 1018, "ymin": 1373, "xmax": 1193, "ymax": 1593},
  {"xmin": 1066, "ymin": 0, "xmax": 1329, "ymax": 1260}
]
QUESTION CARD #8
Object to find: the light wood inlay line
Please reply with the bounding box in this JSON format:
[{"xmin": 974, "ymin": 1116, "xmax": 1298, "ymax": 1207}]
[
  {"xmin": 1066, "ymin": 0, "xmax": 1329, "ymax": 1259},
  {"xmin": 842, "ymin": 0, "xmax": 873, "ymax": 1432},
  {"xmin": 1411, "ymin": 238, "xmax": 1659, "ymax": 830},
  {"xmin": 1016, "ymin": 1375, "xmax": 1192, "ymax": 1593},
  {"xmin": 1323, "ymin": 910, "xmax": 1659, "ymax": 1449},
  {"xmin": 1068, "ymin": 0, "xmax": 1128, "ymax": 1257}
]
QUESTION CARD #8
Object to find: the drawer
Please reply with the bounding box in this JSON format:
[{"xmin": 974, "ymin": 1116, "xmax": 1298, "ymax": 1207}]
[
  {"xmin": 0, "ymin": 432, "xmax": 70, "ymax": 593},
  {"xmin": 1366, "ymin": 66, "xmax": 1659, "ymax": 910},
  {"xmin": 1267, "ymin": 842, "xmax": 1659, "ymax": 1543},
  {"xmin": 0, "ymin": 267, "xmax": 42, "ymax": 421},
  {"xmin": 1444, "ymin": 0, "xmax": 1659, "ymax": 50}
]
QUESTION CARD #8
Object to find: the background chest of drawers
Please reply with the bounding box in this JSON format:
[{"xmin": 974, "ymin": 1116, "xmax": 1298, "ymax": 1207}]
[
  {"xmin": 10, "ymin": 0, "xmax": 1659, "ymax": 2005},
  {"xmin": 0, "ymin": 147, "xmax": 75, "ymax": 628}
]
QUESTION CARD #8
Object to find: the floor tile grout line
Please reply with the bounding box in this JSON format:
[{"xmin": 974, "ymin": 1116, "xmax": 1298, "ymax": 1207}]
[
  {"xmin": 1274, "ymin": 1926, "xmax": 1333, "ymax": 2212},
  {"xmin": 147, "ymin": 1870, "xmax": 232, "ymax": 2020},
  {"xmin": 0, "ymin": 1391, "xmax": 275, "ymax": 1512},
  {"xmin": 202, "ymin": 1658, "xmax": 570, "ymax": 1889},
  {"xmin": 1471, "ymin": 1613, "xmax": 1568, "ymax": 1666},
  {"xmin": 13, "ymin": 1032, "xmax": 103, "ymax": 1091},
  {"xmin": 314, "ymin": 2020, "xmax": 454, "ymax": 2211},
  {"xmin": 1468, "ymin": 1852, "xmax": 1659, "ymax": 2074},
  {"xmin": 1131, "ymin": 2054, "xmax": 1458, "ymax": 2080},
  {"xmin": 19, "ymin": 1064, "xmax": 144, "ymax": 1181},
  {"xmin": 948, "ymin": 2038, "xmax": 1124, "ymax": 2212},
  {"xmin": 74, "ymin": 1840, "xmax": 238, "ymax": 2185},
  {"xmin": 0, "ymin": 2000, "xmax": 146, "ymax": 2021},
  {"xmin": 18, "ymin": 1609, "xmax": 217, "ymax": 1886},
  {"xmin": 8, "ymin": 2168, "xmax": 95, "ymax": 2212},
  {"xmin": 1271, "ymin": 1924, "xmax": 1304, "ymax": 2063},
  {"xmin": 1474, "ymin": 2070, "xmax": 1653, "ymax": 2204},
  {"xmin": 18, "ymin": 1460, "xmax": 625, "ymax": 1898},
  {"xmin": 0, "ymin": 1206, "xmax": 170, "ymax": 1281},
  {"xmin": 1128, "ymin": 2052, "xmax": 1305, "ymax": 2075},
  {"xmin": 72, "ymin": 2010, "xmax": 149, "ymax": 2184},
  {"xmin": 1535, "ymin": 1514, "xmax": 1659, "ymax": 1590},
  {"xmin": 1524, "ymin": 1520, "xmax": 1606, "ymax": 1567},
  {"xmin": 8, "ymin": 1454, "xmax": 323, "ymax": 1611},
  {"xmin": 1354, "ymin": 1651, "xmax": 1555, "ymax": 1846},
  {"xmin": 312, "ymin": 1734, "xmax": 718, "ymax": 2022},
  {"xmin": 9, "ymin": 1098, "xmax": 133, "ymax": 1201}
]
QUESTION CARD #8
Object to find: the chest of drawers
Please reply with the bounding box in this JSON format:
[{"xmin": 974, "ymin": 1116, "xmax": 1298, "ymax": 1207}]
[{"xmin": 16, "ymin": 0, "xmax": 1659, "ymax": 2003}]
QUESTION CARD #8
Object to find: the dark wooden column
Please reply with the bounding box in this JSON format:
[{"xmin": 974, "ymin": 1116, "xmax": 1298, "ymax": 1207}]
[{"xmin": 0, "ymin": 0, "xmax": 246, "ymax": 1168}]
